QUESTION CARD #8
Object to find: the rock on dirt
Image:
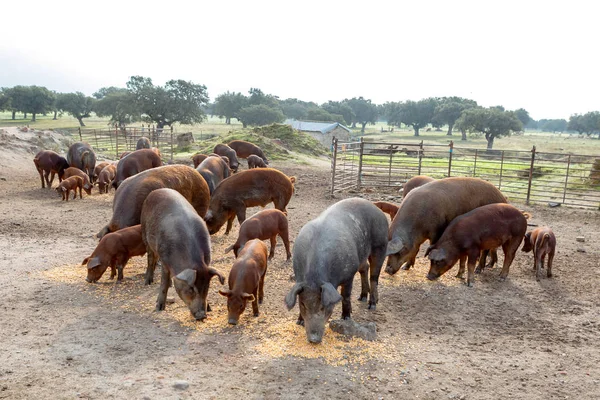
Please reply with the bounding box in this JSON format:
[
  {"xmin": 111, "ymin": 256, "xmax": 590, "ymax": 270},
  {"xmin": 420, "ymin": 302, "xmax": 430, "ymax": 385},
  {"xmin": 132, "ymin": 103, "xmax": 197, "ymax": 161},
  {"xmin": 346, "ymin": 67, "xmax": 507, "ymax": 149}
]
[
  {"xmin": 329, "ymin": 319, "xmax": 377, "ymax": 341},
  {"xmin": 576, "ymin": 236, "xmax": 586, "ymax": 242},
  {"xmin": 172, "ymin": 380, "xmax": 189, "ymax": 390}
]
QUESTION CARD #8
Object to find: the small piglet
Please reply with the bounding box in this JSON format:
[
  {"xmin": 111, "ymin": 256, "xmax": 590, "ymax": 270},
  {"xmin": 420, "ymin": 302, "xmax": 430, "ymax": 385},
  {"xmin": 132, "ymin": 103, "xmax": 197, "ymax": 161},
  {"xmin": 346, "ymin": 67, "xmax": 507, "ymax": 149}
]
[
  {"xmin": 56, "ymin": 176, "xmax": 84, "ymax": 201},
  {"xmin": 82, "ymin": 225, "xmax": 146, "ymax": 283},
  {"xmin": 62, "ymin": 167, "xmax": 93, "ymax": 195},
  {"xmin": 219, "ymin": 239, "xmax": 268, "ymax": 325},
  {"xmin": 247, "ymin": 154, "xmax": 267, "ymax": 169},
  {"xmin": 522, "ymin": 226, "xmax": 556, "ymax": 281},
  {"xmin": 224, "ymin": 209, "xmax": 292, "ymax": 260}
]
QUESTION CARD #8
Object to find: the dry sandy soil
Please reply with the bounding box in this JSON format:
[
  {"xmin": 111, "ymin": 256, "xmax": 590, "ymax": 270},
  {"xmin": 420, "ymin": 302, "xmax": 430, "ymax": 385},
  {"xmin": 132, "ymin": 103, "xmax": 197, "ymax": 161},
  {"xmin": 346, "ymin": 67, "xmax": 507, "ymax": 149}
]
[{"xmin": 0, "ymin": 127, "xmax": 599, "ymax": 400}]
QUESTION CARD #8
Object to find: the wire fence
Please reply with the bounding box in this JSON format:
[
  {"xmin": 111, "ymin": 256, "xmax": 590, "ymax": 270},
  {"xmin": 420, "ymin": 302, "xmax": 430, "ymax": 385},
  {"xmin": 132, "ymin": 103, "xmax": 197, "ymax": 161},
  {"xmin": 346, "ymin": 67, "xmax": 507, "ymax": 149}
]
[{"xmin": 331, "ymin": 138, "xmax": 600, "ymax": 209}]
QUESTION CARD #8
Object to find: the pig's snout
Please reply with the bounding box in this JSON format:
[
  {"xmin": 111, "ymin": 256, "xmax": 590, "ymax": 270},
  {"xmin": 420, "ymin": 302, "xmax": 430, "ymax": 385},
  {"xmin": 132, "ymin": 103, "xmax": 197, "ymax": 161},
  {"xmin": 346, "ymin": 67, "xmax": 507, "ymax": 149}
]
[
  {"xmin": 228, "ymin": 318, "xmax": 238, "ymax": 325},
  {"xmin": 308, "ymin": 332, "xmax": 323, "ymax": 344},
  {"xmin": 426, "ymin": 272, "xmax": 439, "ymax": 281},
  {"xmin": 193, "ymin": 311, "xmax": 207, "ymax": 321}
]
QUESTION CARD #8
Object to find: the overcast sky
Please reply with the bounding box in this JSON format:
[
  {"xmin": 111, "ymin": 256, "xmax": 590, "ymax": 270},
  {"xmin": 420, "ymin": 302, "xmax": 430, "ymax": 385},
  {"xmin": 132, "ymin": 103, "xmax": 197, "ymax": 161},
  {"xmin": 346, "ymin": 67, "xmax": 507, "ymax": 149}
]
[{"xmin": 1, "ymin": 0, "xmax": 597, "ymax": 120}]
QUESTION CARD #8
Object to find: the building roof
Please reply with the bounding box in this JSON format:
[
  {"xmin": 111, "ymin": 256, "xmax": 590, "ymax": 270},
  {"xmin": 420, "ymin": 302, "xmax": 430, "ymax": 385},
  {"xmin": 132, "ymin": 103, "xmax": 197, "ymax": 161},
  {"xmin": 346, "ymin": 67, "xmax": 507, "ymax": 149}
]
[{"xmin": 286, "ymin": 119, "xmax": 351, "ymax": 134}]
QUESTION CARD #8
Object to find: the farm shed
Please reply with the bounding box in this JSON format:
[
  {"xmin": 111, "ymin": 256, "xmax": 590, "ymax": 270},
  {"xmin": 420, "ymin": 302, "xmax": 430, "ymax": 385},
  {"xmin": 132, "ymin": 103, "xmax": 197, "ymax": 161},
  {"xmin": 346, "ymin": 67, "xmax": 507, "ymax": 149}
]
[{"xmin": 286, "ymin": 120, "xmax": 351, "ymax": 149}]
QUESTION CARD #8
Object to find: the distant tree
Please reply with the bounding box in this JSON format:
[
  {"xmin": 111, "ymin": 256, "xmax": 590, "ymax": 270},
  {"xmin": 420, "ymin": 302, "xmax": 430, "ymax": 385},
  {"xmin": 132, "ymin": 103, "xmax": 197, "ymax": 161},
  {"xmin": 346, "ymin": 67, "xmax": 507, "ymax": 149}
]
[
  {"xmin": 539, "ymin": 119, "xmax": 567, "ymax": 133},
  {"xmin": 432, "ymin": 97, "xmax": 478, "ymax": 136},
  {"xmin": 55, "ymin": 92, "xmax": 94, "ymax": 126},
  {"xmin": 127, "ymin": 76, "xmax": 209, "ymax": 129},
  {"xmin": 513, "ymin": 108, "xmax": 531, "ymax": 127},
  {"xmin": 305, "ymin": 108, "xmax": 346, "ymax": 124},
  {"xmin": 24, "ymin": 86, "xmax": 55, "ymax": 122},
  {"xmin": 567, "ymin": 114, "xmax": 587, "ymax": 135},
  {"xmin": 581, "ymin": 111, "xmax": 600, "ymax": 137},
  {"xmin": 344, "ymin": 97, "xmax": 378, "ymax": 133},
  {"xmin": 214, "ymin": 91, "xmax": 247, "ymax": 124},
  {"xmin": 0, "ymin": 88, "xmax": 11, "ymax": 113},
  {"xmin": 93, "ymin": 87, "xmax": 140, "ymax": 128},
  {"xmin": 322, "ymin": 101, "xmax": 354, "ymax": 125},
  {"xmin": 236, "ymin": 104, "xmax": 285, "ymax": 128},
  {"xmin": 388, "ymin": 98, "xmax": 438, "ymax": 137},
  {"xmin": 5, "ymin": 86, "xmax": 30, "ymax": 119},
  {"xmin": 455, "ymin": 107, "xmax": 523, "ymax": 149},
  {"xmin": 281, "ymin": 102, "xmax": 308, "ymax": 120},
  {"xmin": 248, "ymin": 88, "xmax": 280, "ymax": 108}
]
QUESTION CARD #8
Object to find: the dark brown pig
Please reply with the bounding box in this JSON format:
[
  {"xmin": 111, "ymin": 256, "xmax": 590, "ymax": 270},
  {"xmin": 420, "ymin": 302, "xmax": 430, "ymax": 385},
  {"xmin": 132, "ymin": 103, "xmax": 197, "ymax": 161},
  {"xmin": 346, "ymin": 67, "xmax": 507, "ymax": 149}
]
[
  {"xmin": 425, "ymin": 203, "xmax": 527, "ymax": 287},
  {"xmin": 213, "ymin": 144, "xmax": 239, "ymax": 172},
  {"xmin": 402, "ymin": 175, "xmax": 434, "ymax": 197},
  {"xmin": 192, "ymin": 153, "xmax": 208, "ymax": 168},
  {"xmin": 373, "ymin": 201, "xmax": 399, "ymax": 220},
  {"xmin": 33, "ymin": 150, "xmax": 69, "ymax": 188},
  {"xmin": 285, "ymin": 198, "xmax": 389, "ymax": 344},
  {"xmin": 119, "ymin": 151, "xmax": 132, "ymax": 159},
  {"xmin": 141, "ymin": 188, "xmax": 225, "ymax": 320},
  {"xmin": 224, "ymin": 209, "xmax": 291, "ymax": 260},
  {"xmin": 67, "ymin": 142, "xmax": 96, "ymax": 182},
  {"xmin": 204, "ymin": 168, "xmax": 296, "ymax": 235},
  {"xmin": 522, "ymin": 226, "xmax": 556, "ymax": 281},
  {"xmin": 92, "ymin": 162, "xmax": 109, "ymax": 183},
  {"xmin": 97, "ymin": 163, "xmax": 117, "ymax": 194},
  {"xmin": 63, "ymin": 167, "xmax": 93, "ymax": 195},
  {"xmin": 136, "ymin": 136, "xmax": 151, "ymax": 150},
  {"xmin": 228, "ymin": 140, "xmax": 269, "ymax": 165},
  {"xmin": 247, "ymin": 154, "xmax": 268, "ymax": 169},
  {"xmin": 82, "ymin": 225, "xmax": 146, "ymax": 282},
  {"xmin": 386, "ymin": 177, "xmax": 507, "ymax": 274},
  {"xmin": 55, "ymin": 176, "xmax": 84, "ymax": 201},
  {"xmin": 113, "ymin": 148, "xmax": 163, "ymax": 189},
  {"xmin": 219, "ymin": 239, "xmax": 268, "ymax": 325},
  {"xmin": 196, "ymin": 155, "xmax": 231, "ymax": 195},
  {"xmin": 97, "ymin": 165, "xmax": 210, "ymax": 238}
]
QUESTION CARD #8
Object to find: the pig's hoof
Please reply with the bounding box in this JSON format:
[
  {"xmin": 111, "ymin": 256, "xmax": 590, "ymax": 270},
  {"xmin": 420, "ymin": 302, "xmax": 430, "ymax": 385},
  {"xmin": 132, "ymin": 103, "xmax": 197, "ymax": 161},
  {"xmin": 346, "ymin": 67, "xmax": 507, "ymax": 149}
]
[
  {"xmin": 258, "ymin": 299, "xmax": 263, "ymax": 305},
  {"xmin": 268, "ymin": 256, "xmax": 274, "ymax": 261},
  {"xmin": 475, "ymin": 267, "xmax": 483, "ymax": 274},
  {"xmin": 455, "ymin": 273, "xmax": 465, "ymax": 279},
  {"xmin": 286, "ymin": 255, "xmax": 292, "ymax": 261},
  {"xmin": 499, "ymin": 276, "xmax": 507, "ymax": 282},
  {"xmin": 400, "ymin": 264, "xmax": 411, "ymax": 271},
  {"xmin": 357, "ymin": 295, "xmax": 368, "ymax": 302},
  {"xmin": 156, "ymin": 302, "xmax": 165, "ymax": 311},
  {"xmin": 296, "ymin": 319, "xmax": 304, "ymax": 326},
  {"xmin": 485, "ymin": 262, "xmax": 495, "ymax": 269},
  {"xmin": 466, "ymin": 281, "xmax": 474, "ymax": 287},
  {"xmin": 115, "ymin": 280, "xmax": 122, "ymax": 285},
  {"xmin": 547, "ymin": 273, "xmax": 553, "ymax": 278},
  {"xmin": 207, "ymin": 304, "xmax": 212, "ymax": 312},
  {"xmin": 342, "ymin": 315, "xmax": 351, "ymax": 320},
  {"xmin": 253, "ymin": 312, "xmax": 259, "ymax": 317},
  {"xmin": 368, "ymin": 303, "xmax": 376, "ymax": 310}
]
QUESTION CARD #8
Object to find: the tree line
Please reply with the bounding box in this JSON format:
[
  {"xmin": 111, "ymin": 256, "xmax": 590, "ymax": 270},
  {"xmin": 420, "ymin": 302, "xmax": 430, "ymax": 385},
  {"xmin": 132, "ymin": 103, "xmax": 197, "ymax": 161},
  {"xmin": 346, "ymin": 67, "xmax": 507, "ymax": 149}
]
[{"xmin": 1, "ymin": 78, "xmax": 599, "ymax": 150}]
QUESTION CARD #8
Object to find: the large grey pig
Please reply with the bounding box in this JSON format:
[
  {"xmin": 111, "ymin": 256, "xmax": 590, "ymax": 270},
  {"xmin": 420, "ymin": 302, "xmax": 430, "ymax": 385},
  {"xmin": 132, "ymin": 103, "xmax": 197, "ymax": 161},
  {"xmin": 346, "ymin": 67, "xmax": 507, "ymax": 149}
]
[
  {"xmin": 285, "ymin": 198, "xmax": 388, "ymax": 344},
  {"xmin": 141, "ymin": 188, "xmax": 225, "ymax": 320},
  {"xmin": 67, "ymin": 142, "xmax": 96, "ymax": 182}
]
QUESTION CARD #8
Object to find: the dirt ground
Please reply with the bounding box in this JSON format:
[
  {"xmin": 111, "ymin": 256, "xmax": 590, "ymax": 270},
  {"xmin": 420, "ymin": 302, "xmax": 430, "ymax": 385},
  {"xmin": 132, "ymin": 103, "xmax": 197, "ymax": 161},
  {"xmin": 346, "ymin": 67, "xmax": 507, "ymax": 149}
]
[{"xmin": 0, "ymin": 127, "xmax": 599, "ymax": 400}]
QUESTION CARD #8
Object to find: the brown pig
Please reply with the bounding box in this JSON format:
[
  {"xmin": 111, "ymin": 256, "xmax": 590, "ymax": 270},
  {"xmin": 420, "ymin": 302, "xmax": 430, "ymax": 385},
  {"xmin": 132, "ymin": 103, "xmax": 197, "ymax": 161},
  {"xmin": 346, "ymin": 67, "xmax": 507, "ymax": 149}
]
[
  {"xmin": 136, "ymin": 136, "xmax": 151, "ymax": 150},
  {"xmin": 119, "ymin": 151, "xmax": 132, "ymax": 159},
  {"xmin": 196, "ymin": 155, "xmax": 231, "ymax": 195},
  {"xmin": 63, "ymin": 167, "xmax": 93, "ymax": 195},
  {"xmin": 373, "ymin": 201, "xmax": 399, "ymax": 220},
  {"xmin": 522, "ymin": 226, "xmax": 556, "ymax": 281},
  {"xmin": 227, "ymin": 140, "xmax": 269, "ymax": 165},
  {"xmin": 402, "ymin": 175, "xmax": 434, "ymax": 198},
  {"xmin": 425, "ymin": 203, "xmax": 527, "ymax": 287},
  {"xmin": 141, "ymin": 188, "xmax": 225, "ymax": 320},
  {"xmin": 82, "ymin": 225, "xmax": 146, "ymax": 283},
  {"xmin": 93, "ymin": 162, "xmax": 110, "ymax": 183},
  {"xmin": 97, "ymin": 163, "xmax": 117, "ymax": 194},
  {"xmin": 33, "ymin": 150, "xmax": 69, "ymax": 188},
  {"xmin": 204, "ymin": 168, "xmax": 296, "ymax": 235},
  {"xmin": 219, "ymin": 239, "xmax": 268, "ymax": 325},
  {"xmin": 224, "ymin": 209, "xmax": 292, "ymax": 260},
  {"xmin": 213, "ymin": 144, "xmax": 239, "ymax": 172},
  {"xmin": 247, "ymin": 154, "xmax": 268, "ymax": 169},
  {"xmin": 113, "ymin": 148, "xmax": 163, "ymax": 189},
  {"xmin": 192, "ymin": 153, "xmax": 208, "ymax": 168},
  {"xmin": 55, "ymin": 176, "xmax": 84, "ymax": 201}
]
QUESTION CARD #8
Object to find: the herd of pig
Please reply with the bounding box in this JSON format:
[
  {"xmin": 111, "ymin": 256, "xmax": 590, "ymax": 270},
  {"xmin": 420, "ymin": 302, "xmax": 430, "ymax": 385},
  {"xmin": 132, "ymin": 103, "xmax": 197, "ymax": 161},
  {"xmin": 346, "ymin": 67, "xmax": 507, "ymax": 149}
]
[{"xmin": 32, "ymin": 138, "xmax": 557, "ymax": 343}]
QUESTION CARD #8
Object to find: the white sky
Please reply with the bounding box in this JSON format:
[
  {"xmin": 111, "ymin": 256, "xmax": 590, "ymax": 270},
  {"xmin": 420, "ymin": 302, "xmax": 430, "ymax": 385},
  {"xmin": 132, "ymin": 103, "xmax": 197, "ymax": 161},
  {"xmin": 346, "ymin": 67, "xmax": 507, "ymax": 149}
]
[{"xmin": 1, "ymin": 0, "xmax": 598, "ymax": 120}]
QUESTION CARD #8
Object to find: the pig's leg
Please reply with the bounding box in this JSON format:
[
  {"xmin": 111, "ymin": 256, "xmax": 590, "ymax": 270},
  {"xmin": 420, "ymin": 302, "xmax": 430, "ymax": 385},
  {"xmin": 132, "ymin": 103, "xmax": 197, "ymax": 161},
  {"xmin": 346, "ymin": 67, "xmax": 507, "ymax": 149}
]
[
  {"xmin": 487, "ymin": 249, "xmax": 498, "ymax": 269},
  {"xmin": 225, "ymin": 215, "xmax": 236, "ymax": 235},
  {"xmin": 252, "ymin": 288, "xmax": 259, "ymax": 317},
  {"xmin": 109, "ymin": 261, "xmax": 116, "ymax": 280},
  {"xmin": 156, "ymin": 266, "xmax": 171, "ymax": 311},
  {"xmin": 268, "ymin": 236, "xmax": 276, "ymax": 260},
  {"xmin": 341, "ymin": 280, "xmax": 353, "ymax": 320},
  {"xmin": 400, "ymin": 246, "xmax": 420, "ymax": 271},
  {"xmin": 475, "ymin": 249, "xmax": 488, "ymax": 274},
  {"xmin": 37, "ymin": 168, "xmax": 45, "ymax": 188},
  {"xmin": 547, "ymin": 250, "xmax": 554, "ymax": 278},
  {"xmin": 258, "ymin": 271, "xmax": 265, "ymax": 304},
  {"xmin": 368, "ymin": 246, "xmax": 387, "ymax": 310},
  {"xmin": 65, "ymin": 189, "xmax": 70, "ymax": 202},
  {"xmin": 78, "ymin": 186, "xmax": 82, "ymax": 199},
  {"xmin": 49, "ymin": 171, "xmax": 56, "ymax": 187},
  {"xmin": 466, "ymin": 249, "xmax": 480, "ymax": 287},
  {"xmin": 296, "ymin": 313, "xmax": 304, "ymax": 326},
  {"xmin": 235, "ymin": 208, "xmax": 247, "ymax": 225},
  {"xmin": 357, "ymin": 261, "xmax": 369, "ymax": 301},
  {"xmin": 456, "ymin": 255, "xmax": 467, "ymax": 279},
  {"xmin": 535, "ymin": 253, "xmax": 543, "ymax": 281},
  {"xmin": 280, "ymin": 230, "xmax": 292, "ymax": 260},
  {"xmin": 117, "ymin": 261, "xmax": 126, "ymax": 282},
  {"xmin": 145, "ymin": 250, "xmax": 157, "ymax": 285},
  {"xmin": 499, "ymin": 239, "xmax": 520, "ymax": 281}
]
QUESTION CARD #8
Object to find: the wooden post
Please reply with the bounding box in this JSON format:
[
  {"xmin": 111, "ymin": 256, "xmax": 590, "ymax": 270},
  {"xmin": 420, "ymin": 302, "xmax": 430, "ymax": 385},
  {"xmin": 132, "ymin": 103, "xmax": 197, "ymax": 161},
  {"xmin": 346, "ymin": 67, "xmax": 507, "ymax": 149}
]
[
  {"xmin": 447, "ymin": 141, "xmax": 454, "ymax": 177},
  {"xmin": 499, "ymin": 151, "xmax": 505, "ymax": 190},
  {"xmin": 331, "ymin": 138, "xmax": 338, "ymax": 194},
  {"xmin": 562, "ymin": 154, "xmax": 571, "ymax": 204},
  {"xmin": 526, "ymin": 146, "xmax": 536, "ymax": 205},
  {"xmin": 170, "ymin": 131, "xmax": 174, "ymax": 163},
  {"xmin": 93, "ymin": 129, "xmax": 99, "ymax": 149},
  {"xmin": 357, "ymin": 137, "xmax": 364, "ymax": 189},
  {"xmin": 115, "ymin": 125, "xmax": 119, "ymax": 158},
  {"xmin": 78, "ymin": 127, "xmax": 82, "ymax": 141},
  {"xmin": 418, "ymin": 140, "xmax": 423, "ymax": 175},
  {"xmin": 388, "ymin": 145, "xmax": 394, "ymax": 186},
  {"xmin": 473, "ymin": 149, "xmax": 478, "ymax": 177}
]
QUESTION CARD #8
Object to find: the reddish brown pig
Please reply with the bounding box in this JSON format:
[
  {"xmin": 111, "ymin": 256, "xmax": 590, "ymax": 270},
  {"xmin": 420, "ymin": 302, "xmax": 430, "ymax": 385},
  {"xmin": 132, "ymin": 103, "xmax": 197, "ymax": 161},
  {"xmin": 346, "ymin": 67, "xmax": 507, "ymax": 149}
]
[
  {"xmin": 93, "ymin": 162, "xmax": 109, "ymax": 183},
  {"xmin": 136, "ymin": 136, "xmax": 151, "ymax": 150},
  {"xmin": 228, "ymin": 140, "xmax": 269, "ymax": 165},
  {"xmin": 386, "ymin": 177, "xmax": 507, "ymax": 274},
  {"xmin": 204, "ymin": 168, "xmax": 296, "ymax": 235},
  {"xmin": 97, "ymin": 163, "xmax": 117, "ymax": 194},
  {"xmin": 97, "ymin": 165, "xmax": 210, "ymax": 238},
  {"xmin": 213, "ymin": 144, "xmax": 239, "ymax": 172},
  {"xmin": 192, "ymin": 153, "xmax": 208, "ymax": 168},
  {"xmin": 219, "ymin": 239, "xmax": 268, "ymax": 325},
  {"xmin": 522, "ymin": 226, "xmax": 556, "ymax": 281},
  {"xmin": 402, "ymin": 175, "xmax": 435, "ymax": 197},
  {"xmin": 196, "ymin": 155, "xmax": 231, "ymax": 195},
  {"xmin": 224, "ymin": 209, "xmax": 291, "ymax": 260},
  {"xmin": 82, "ymin": 225, "xmax": 146, "ymax": 283},
  {"xmin": 67, "ymin": 142, "xmax": 96, "ymax": 182},
  {"xmin": 119, "ymin": 151, "xmax": 132, "ymax": 159},
  {"xmin": 55, "ymin": 176, "xmax": 84, "ymax": 201},
  {"xmin": 33, "ymin": 150, "xmax": 69, "ymax": 188},
  {"xmin": 373, "ymin": 201, "xmax": 399, "ymax": 220},
  {"xmin": 63, "ymin": 167, "xmax": 93, "ymax": 195},
  {"xmin": 141, "ymin": 188, "xmax": 225, "ymax": 320},
  {"xmin": 247, "ymin": 154, "xmax": 268, "ymax": 169},
  {"xmin": 113, "ymin": 148, "xmax": 163, "ymax": 189}
]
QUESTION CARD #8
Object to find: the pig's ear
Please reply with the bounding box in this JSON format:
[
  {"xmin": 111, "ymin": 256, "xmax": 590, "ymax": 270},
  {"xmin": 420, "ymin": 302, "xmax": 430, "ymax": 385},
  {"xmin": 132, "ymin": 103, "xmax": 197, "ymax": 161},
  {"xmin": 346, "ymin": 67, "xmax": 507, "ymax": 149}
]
[
  {"xmin": 219, "ymin": 289, "xmax": 232, "ymax": 297},
  {"xmin": 321, "ymin": 282, "xmax": 342, "ymax": 308},
  {"xmin": 81, "ymin": 257, "xmax": 90, "ymax": 266},
  {"xmin": 86, "ymin": 257, "xmax": 101, "ymax": 269},
  {"xmin": 204, "ymin": 210, "xmax": 213, "ymax": 223},
  {"xmin": 285, "ymin": 282, "xmax": 304, "ymax": 310},
  {"xmin": 241, "ymin": 293, "xmax": 255, "ymax": 302},
  {"xmin": 424, "ymin": 246, "xmax": 433, "ymax": 257},
  {"xmin": 386, "ymin": 237, "xmax": 404, "ymax": 256},
  {"xmin": 208, "ymin": 268, "xmax": 225, "ymax": 285},
  {"xmin": 428, "ymin": 248, "xmax": 446, "ymax": 261},
  {"xmin": 174, "ymin": 269, "xmax": 197, "ymax": 287}
]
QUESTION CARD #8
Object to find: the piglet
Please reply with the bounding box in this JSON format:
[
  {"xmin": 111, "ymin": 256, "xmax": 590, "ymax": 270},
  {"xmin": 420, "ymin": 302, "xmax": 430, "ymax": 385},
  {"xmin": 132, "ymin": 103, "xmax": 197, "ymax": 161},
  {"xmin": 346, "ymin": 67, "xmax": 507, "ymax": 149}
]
[
  {"xmin": 219, "ymin": 239, "xmax": 268, "ymax": 325},
  {"xmin": 522, "ymin": 226, "xmax": 556, "ymax": 281},
  {"xmin": 56, "ymin": 176, "xmax": 83, "ymax": 201},
  {"xmin": 63, "ymin": 167, "xmax": 93, "ymax": 195},
  {"xmin": 247, "ymin": 154, "xmax": 267, "ymax": 169}
]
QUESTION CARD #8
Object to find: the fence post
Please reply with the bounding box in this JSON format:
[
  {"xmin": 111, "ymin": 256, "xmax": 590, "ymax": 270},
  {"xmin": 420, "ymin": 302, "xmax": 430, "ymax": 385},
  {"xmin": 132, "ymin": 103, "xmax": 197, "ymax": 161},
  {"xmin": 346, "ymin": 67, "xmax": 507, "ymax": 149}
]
[
  {"xmin": 78, "ymin": 127, "xmax": 82, "ymax": 141},
  {"xmin": 499, "ymin": 151, "xmax": 504, "ymax": 190},
  {"xmin": 357, "ymin": 137, "xmax": 364, "ymax": 189},
  {"xmin": 526, "ymin": 146, "xmax": 536, "ymax": 205},
  {"xmin": 418, "ymin": 140, "xmax": 423, "ymax": 175},
  {"xmin": 473, "ymin": 149, "xmax": 478, "ymax": 177},
  {"xmin": 562, "ymin": 154, "xmax": 571, "ymax": 204},
  {"xmin": 115, "ymin": 125, "xmax": 119, "ymax": 158},
  {"xmin": 93, "ymin": 129, "xmax": 99, "ymax": 149},
  {"xmin": 447, "ymin": 141, "xmax": 454, "ymax": 177},
  {"xmin": 331, "ymin": 138, "xmax": 338, "ymax": 195},
  {"xmin": 388, "ymin": 145, "xmax": 394, "ymax": 186},
  {"xmin": 170, "ymin": 131, "xmax": 174, "ymax": 163}
]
